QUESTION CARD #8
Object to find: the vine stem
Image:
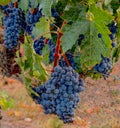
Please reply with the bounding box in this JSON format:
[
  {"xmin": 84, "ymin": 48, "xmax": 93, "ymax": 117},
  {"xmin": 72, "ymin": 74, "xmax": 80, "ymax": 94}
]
[
  {"xmin": 53, "ymin": 29, "xmax": 63, "ymax": 67},
  {"xmin": 0, "ymin": 25, "xmax": 4, "ymax": 29},
  {"xmin": 53, "ymin": 20, "xmax": 67, "ymax": 68},
  {"xmin": 14, "ymin": 2, "xmax": 18, "ymax": 8},
  {"xmin": 63, "ymin": 54, "xmax": 71, "ymax": 66}
]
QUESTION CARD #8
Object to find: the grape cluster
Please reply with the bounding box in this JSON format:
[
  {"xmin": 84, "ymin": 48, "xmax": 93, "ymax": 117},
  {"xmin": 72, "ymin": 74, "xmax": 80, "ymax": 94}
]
[
  {"xmin": 0, "ymin": 3, "xmax": 14, "ymax": 14},
  {"xmin": 94, "ymin": 56, "xmax": 112, "ymax": 77},
  {"xmin": 47, "ymin": 39, "xmax": 55, "ymax": 63},
  {"xmin": 51, "ymin": 8, "xmax": 59, "ymax": 18},
  {"xmin": 108, "ymin": 21, "xmax": 117, "ymax": 48},
  {"xmin": 33, "ymin": 37, "xmax": 45, "ymax": 55},
  {"xmin": 59, "ymin": 51, "xmax": 77, "ymax": 70},
  {"xmin": 32, "ymin": 66, "xmax": 84, "ymax": 123},
  {"xmin": 0, "ymin": 5, "xmax": 9, "ymax": 13},
  {"xmin": 25, "ymin": 8, "xmax": 42, "ymax": 35},
  {"xmin": 26, "ymin": 8, "xmax": 42, "ymax": 25},
  {"xmin": 3, "ymin": 7, "xmax": 26, "ymax": 50},
  {"xmin": 33, "ymin": 38, "xmax": 55, "ymax": 62},
  {"xmin": 77, "ymin": 34, "xmax": 84, "ymax": 45}
]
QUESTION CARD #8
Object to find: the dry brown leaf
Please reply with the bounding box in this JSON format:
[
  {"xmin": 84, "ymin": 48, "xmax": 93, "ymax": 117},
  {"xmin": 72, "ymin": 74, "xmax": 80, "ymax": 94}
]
[
  {"xmin": 14, "ymin": 111, "xmax": 22, "ymax": 117},
  {"xmin": 5, "ymin": 78, "xmax": 18, "ymax": 84},
  {"xmin": 86, "ymin": 106, "xmax": 100, "ymax": 114},
  {"xmin": 74, "ymin": 117, "xmax": 89, "ymax": 127},
  {"xmin": 6, "ymin": 110, "xmax": 15, "ymax": 116}
]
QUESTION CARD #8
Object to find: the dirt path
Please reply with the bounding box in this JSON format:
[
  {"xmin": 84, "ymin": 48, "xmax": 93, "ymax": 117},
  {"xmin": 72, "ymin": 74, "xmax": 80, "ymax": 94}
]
[{"xmin": 0, "ymin": 61, "xmax": 120, "ymax": 128}]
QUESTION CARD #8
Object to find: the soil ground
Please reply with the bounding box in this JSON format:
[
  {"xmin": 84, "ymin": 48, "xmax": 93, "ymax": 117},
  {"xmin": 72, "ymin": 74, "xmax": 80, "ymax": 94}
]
[{"xmin": 0, "ymin": 61, "xmax": 120, "ymax": 128}]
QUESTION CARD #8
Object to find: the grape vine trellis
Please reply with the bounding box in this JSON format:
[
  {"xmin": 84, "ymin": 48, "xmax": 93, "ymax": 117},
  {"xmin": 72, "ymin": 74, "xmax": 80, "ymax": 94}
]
[{"xmin": 0, "ymin": 0, "xmax": 120, "ymax": 123}]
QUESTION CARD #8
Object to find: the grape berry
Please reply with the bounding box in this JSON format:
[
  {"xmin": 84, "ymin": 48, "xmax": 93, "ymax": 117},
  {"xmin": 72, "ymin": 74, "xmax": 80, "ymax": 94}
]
[
  {"xmin": 98, "ymin": 33, "xmax": 102, "ymax": 38},
  {"xmin": 77, "ymin": 34, "xmax": 84, "ymax": 45}
]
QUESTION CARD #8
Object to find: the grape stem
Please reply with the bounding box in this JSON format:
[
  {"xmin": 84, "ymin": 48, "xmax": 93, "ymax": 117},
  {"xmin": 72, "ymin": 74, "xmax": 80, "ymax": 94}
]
[
  {"xmin": 53, "ymin": 29, "xmax": 63, "ymax": 67},
  {"xmin": 53, "ymin": 21, "xmax": 67, "ymax": 68},
  {"xmin": 0, "ymin": 25, "xmax": 4, "ymax": 29},
  {"xmin": 63, "ymin": 54, "xmax": 71, "ymax": 66},
  {"xmin": 14, "ymin": 2, "xmax": 18, "ymax": 8}
]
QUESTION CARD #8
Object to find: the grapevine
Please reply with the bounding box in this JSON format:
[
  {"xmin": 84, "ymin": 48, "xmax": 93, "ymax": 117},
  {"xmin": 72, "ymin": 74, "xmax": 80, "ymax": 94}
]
[{"xmin": 0, "ymin": 0, "xmax": 120, "ymax": 125}]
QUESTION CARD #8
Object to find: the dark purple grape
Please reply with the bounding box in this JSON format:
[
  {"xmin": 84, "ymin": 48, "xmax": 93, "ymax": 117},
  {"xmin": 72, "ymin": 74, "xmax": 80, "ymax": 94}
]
[
  {"xmin": 108, "ymin": 21, "xmax": 117, "ymax": 34},
  {"xmin": 98, "ymin": 33, "xmax": 102, "ymax": 38},
  {"xmin": 77, "ymin": 34, "xmax": 84, "ymax": 45},
  {"xmin": 51, "ymin": 8, "xmax": 59, "ymax": 18},
  {"xmin": 112, "ymin": 42, "xmax": 117, "ymax": 48}
]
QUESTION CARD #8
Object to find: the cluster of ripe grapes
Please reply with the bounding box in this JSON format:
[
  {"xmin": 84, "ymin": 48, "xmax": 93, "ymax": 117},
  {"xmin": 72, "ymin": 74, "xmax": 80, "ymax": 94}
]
[
  {"xmin": 93, "ymin": 55, "xmax": 112, "ymax": 77},
  {"xmin": 33, "ymin": 37, "xmax": 56, "ymax": 63},
  {"xmin": 108, "ymin": 21, "xmax": 118, "ymax": 48},
  {"xmin": 25, "ymin": 7, "xmax": 42, "ymax": 35},
  {"xmin": 32, "ymin": 66, "xmax": 84, "ymax": 123},
  {"xmin": 0, "ymin": 2, "xmax": 43, "ymax": 50},
  {"xmin": 98, "ymin": 21, "xmax": 118, "ymax": 48},
  {"xmin": 2, "ymin": 5, "xmax": 25, "ymax": 50}
]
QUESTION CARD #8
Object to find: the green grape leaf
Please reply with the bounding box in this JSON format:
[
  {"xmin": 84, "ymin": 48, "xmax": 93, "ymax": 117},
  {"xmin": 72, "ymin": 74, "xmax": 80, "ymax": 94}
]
[
  {"xmin": 28, "ymin": 0, "xmax": 38, "ymax": 8},
  {"xmin": 61, "ymin": 20, "xmax": 89, "ymax": 52},
  {"xmin": 111, "ymin": 0, "xmax": 120, "ymax": 13},
  {"xmin": 104, "ymin": 0, "xmax": 112, "ymax": 5},
  {"xmin": 86, "ymin": 5, "xmax": 113, "ymax": 49},
  {"xmin": 40, "ymin": 0, "xmax": 51, "ymax": 17},
  {"xmin": 0, "ymin": 0, "xmax": 11, "ymax": 5},
  {"xmin": 32, "ymin": 17, "xmax": 51, "ymax": 39},
  {"xmin": 23, "ymin": 36, "xmax": 34, "ymax": 73},
  {"xmin": 79, "ymin": 20, "xmax": 111, "ymax": 69},
  {"xmin": 61, "ymin": 4, "xmax": 87, "ymax": 22},
  {"xmin": 0, "ymin": 91, "xmax": 14, "ymax": 110},
  {"xmin": 112, "ymin": 8, "xmax": 120, "ymax": 62},
  {"xmin": 24, "ymin": 77, "xmax": 32, "ymax": 86},
  {"xmin": 18, "ymin": 0, "xmax": 28, "ymax": 12},
  {"xmin": 7, "ymin": 98, "xmax": 14, "ymax": 108},
  {"xmin": 0, "ymin": 98, "xmax": 9, "ymax": 110},
  {"xmin": 116, "ymin": 8, "xmax": 120, "ymax": 41},
  {"xmin": 62, "ymin": 4, "xmax": 113, "ymax": 70},
  {"xmin": 33, "ymin": 54, "xmax": 48, "ymax": 82},
  {"xmin": 12, "ymin": 0, "xmax": 18, "ymax": 3},
  {"xmin": 42, "ymin": 45, "xmax": 50, "ymax": 66},
  {"xmin": 0, "ymin": 91, "xmax": 8, "ymax": 98}
]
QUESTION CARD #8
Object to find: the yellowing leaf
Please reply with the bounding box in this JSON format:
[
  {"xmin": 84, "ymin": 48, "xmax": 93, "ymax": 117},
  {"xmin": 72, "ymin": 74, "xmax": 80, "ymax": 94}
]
[{"xmin": 0, "ymin": 0, "xmax": 11, "ymax": 6}]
